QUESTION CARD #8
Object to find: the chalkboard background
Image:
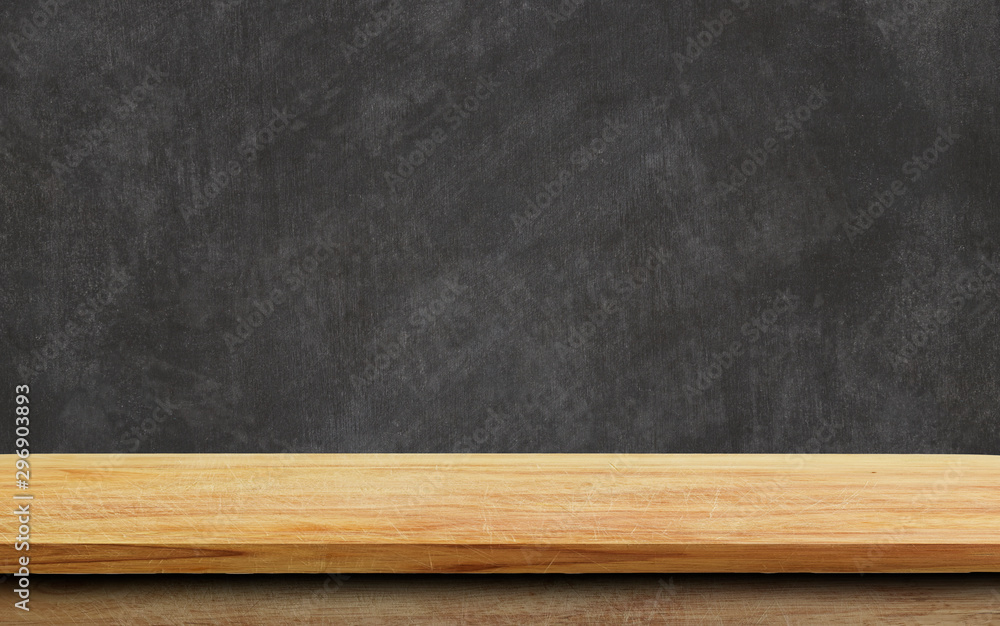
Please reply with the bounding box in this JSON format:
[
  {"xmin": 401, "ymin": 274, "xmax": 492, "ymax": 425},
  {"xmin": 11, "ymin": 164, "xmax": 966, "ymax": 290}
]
[{"xmin": 2, "ymin": 0, "xmax": 998, "ymax": 455}]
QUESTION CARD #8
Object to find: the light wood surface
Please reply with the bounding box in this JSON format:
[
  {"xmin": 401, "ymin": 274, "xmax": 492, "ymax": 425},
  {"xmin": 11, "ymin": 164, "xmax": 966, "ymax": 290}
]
[
  {"xmin": 5, "ymin": 573, "xmax": 1000, "ymax": 624},
  {"xmin": 1, "ymin": 454, "xmax": 998, "ymax": 574}
]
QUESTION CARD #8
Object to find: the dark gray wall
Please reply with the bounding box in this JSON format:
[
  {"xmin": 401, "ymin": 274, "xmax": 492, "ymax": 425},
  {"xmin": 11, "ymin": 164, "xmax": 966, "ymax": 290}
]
[{"xmin": 2, "ymin": 0, "xmax": 998, "ymax": 454}]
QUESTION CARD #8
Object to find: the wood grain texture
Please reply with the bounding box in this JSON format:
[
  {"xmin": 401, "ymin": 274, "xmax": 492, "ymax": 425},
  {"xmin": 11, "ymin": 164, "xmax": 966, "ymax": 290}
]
[
  {"xmin": 1, "ymin": 454, "xmax": 998, "ymax": 574},
  {"xmin": 6, "ymin": 574, "xmax": 1000, "ymax": 625}
]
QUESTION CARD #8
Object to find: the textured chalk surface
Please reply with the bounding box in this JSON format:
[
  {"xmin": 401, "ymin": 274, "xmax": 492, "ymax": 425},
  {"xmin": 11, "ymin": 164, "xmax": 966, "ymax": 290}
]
[{"xmin": 1, "ymin": 0, "xmax": 998, "ymax": 453}]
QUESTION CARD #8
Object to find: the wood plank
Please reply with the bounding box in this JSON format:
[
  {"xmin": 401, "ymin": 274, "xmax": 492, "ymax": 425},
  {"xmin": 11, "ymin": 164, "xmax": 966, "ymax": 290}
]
[
  {"xmin": 1, "ymin": 454, "xmax": 998, "ymax": 574},
  {"xmin": 8, "ymin": 573, "xmax": 1000, "ymax": 625}
]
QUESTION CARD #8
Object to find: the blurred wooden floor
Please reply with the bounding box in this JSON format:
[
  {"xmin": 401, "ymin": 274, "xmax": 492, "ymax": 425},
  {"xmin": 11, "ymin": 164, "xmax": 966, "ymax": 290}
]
[{"xmin": 5, "ymin": 574, "xmax": 999, "ymax": 624}]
